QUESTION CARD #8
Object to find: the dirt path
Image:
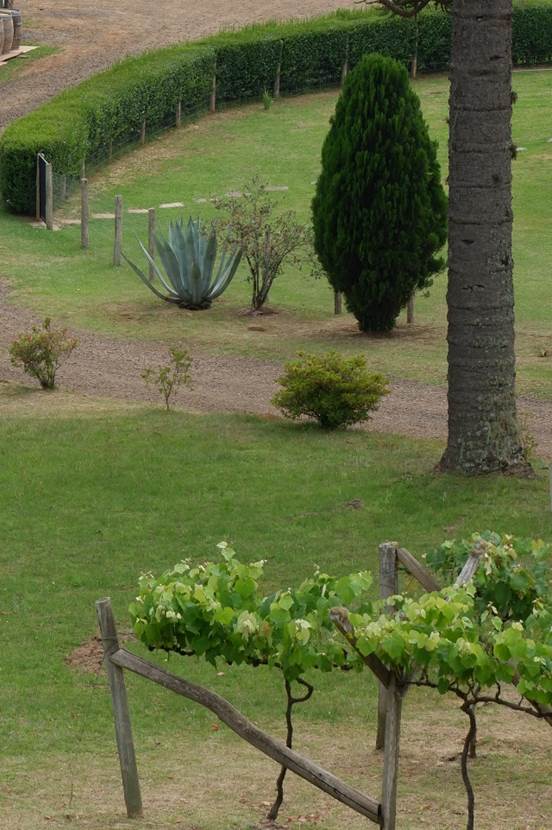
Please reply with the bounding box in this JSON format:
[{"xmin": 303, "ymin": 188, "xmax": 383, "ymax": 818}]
[
  {"xmin": 1, "ymin": 285, "xmax": 552, "ymax": 461},
  {"xmin": 0, "ymin": 0, "xmax": 353, "ymax": 129}
]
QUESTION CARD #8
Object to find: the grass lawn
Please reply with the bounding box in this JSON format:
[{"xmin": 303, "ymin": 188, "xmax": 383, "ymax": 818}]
[
  {"xmin": 1, "ymin": 71, "xmax": 552, "ymax": 397},
  {"xmin": 1, "ymin": 403, "xmax": 552, "ymax": 829}
]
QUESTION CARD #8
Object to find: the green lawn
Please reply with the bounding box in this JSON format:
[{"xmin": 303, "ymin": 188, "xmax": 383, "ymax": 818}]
[
  {"xmin": 1, "ymin": 71, "xmax": 552, "ymax": 396},
  {"xmin": 1, "ymin": 406, "xmax": 551, "ymax": 828}
]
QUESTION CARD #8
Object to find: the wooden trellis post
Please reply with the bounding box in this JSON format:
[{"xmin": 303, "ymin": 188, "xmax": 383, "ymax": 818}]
[
  {"xmin": 96, "ymin": 599, "xmax": 143, "ymax": 819},
  {"xmin": 376, "ymin": 543, "xmax": 399, "ymax": 751}
]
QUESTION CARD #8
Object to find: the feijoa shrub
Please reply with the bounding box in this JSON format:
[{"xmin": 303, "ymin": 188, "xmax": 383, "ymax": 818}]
[
  {"xmin": 272, "ymin": 351, "xmax": 388, "ymax": 429},
  {"xmin": 9, "ymin": 318, "xmax": 78, "ymax": 389}
]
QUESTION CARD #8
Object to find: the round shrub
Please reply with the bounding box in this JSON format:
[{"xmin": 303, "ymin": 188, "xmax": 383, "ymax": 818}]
[
  {"xmin": 272, "ymin": 351, "xmax": 389, "ymax": 429},
  {"xmin": 312, "ymin": 52, "xmax": 447, "ymax": 333}
]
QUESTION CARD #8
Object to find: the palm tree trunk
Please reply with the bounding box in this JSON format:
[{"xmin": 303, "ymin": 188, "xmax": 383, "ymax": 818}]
[{"xmin": 440, "ymin": 0, "xmax": 529, "ymax": 474}]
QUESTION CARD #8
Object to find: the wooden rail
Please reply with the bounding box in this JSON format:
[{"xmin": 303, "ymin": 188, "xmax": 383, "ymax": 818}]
[{"xmin": 96, "ymin": 598, "xmax": 382, "ymax": 826}]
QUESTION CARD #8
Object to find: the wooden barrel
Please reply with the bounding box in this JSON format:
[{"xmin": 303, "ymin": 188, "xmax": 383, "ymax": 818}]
[
  {"xmin": 10, "ymin": 9, "xmax": 21, "ymax": 50},
  {"xmin": 0, "ymin": 13, "xmax": 14, "ymax": 54}
]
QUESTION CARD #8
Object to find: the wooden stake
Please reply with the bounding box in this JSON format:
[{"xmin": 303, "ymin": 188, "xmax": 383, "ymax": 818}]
[
  {"xmin": 176, "ymin": 99, "xmax": 182, "ymax": 128},
  {"xmin": 80, "ymin": 177, "xmax": 89, "ymax": 250},
  {"xmin": 45, "ymin": 160, "xmax": 54, "ymax": 230},
  {"xmin": 96, "ymin": 599, "xmax": 143, "ymax": 819},
  {"xmin": 407, "ymin": 295, "xmax": 415, "ymax": 326},
  {"xmin": 274, "ymin": 41, "xmax": 283, "ymax": 98},
  {"xmin": 35, "ymin": 153, "xmax": 40, "ymax": 221},
  {"xmin": 148, "ymin": 208, "xmax": 156, "ymax": 281},
  {"xmin": 210, "ymin": 63, "xmax": 217, "ymax": 113},
  {"xmin": 113, "ymin": 195, "xmax": 123, "ymax": 266},
  {"xmin": 334, "ymin": 291, "xmax": 342, "ymax": 315},
  {"xmin": 381, "ymin": 676, "xmax": 403, "ymax": 830},
  {"xmin": 341, "ymin": 37, "xmax": 350, "ymax": 86},
  {"xmin": 376, "ymin": 543, "xmax": 399, "ymax": 751}
]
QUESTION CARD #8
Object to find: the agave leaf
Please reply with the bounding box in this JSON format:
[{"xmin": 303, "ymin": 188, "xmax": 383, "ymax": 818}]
[
  {"xmin": 209, "ymin": 244, "xmax": 242, "ymax": 299},
  {"xmin": 122, "ymin": 252, "xmax": 180, "ymax": 304},
  {"xmin": 136, "ymin": 239, "xmax": 182, "ymax": 299},
  {"xmin": 155, "ymin": 233, "xmax": 190, "ymax": 300}
]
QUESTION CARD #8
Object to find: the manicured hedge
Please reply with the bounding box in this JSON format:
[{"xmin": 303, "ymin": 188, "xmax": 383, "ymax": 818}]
[{"xmin": 1, "ymin": 3, "xmax": 551, "ymax": 215}]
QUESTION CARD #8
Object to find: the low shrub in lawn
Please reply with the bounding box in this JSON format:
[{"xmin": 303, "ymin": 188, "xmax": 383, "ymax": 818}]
[
  {"xmin": 272, "ymin": 351, "xmax": 389, "ymax": 429},
  {"xmin": 9, "ymin": 317, "xmax": 78, "ymax": 389}
]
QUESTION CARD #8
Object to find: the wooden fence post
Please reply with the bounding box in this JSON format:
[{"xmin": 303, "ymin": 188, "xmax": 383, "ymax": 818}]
[
  {"xmin": 81, "ymin": 177, "xmax": 89, "ymax": 250},
  {"xmin": 176, "ymin": 98, "xmax": 182, "ymax": 128},
  {"xmin": 45, "ymin": 160, "xmax": 54, "ymax": 230},
  {"xmin": 341, "ymin": 36, "xmax": 350, "ymax": 86},
  {"xmin": 210, "ymin": 61, "xmax": 217, "ymax": 113},
  {"xmin": 334, "ymin": 290, "xmax": 342, "ymax": 315},
  {"xmin": 376, "ymin": 543, "xmax": 399, "ymax": 751},
  {"xmin": 274, "ymin": 41, "xmax": 283, "ymax": 98},
  {"xmin": 96, "ymin": 598, "xmax": 143, "ymax": 819},
  {"xmin": 148, "ymin": 207, "xmax": 156, "ymax": 280},
  {"xmin": 113, "ymin": 195, "xmax": 123, "ymax": 266},
  {"xmin": 407, "ymin": 295, "xmax": 415, "ymax": 326},
  {"xmin": 35, "ymin": 154, "xmax": 40, "ymax": 221},
  {"xmin": 381, "ymin": 675, "xmax": 403, "ymax": 830}
]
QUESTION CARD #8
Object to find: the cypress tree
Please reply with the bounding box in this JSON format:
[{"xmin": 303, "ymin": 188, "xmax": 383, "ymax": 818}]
[{"xmin": 312, "ymin": 53, "xmax": 447, "ymax": 333}]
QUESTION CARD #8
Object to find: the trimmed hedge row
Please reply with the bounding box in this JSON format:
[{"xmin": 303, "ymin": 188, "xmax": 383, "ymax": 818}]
[{"xmin": 1, "ymin": 4, "xmax": 552, "ymax": 215}]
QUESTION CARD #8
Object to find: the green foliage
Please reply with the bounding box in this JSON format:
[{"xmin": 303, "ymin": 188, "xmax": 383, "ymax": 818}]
[
  {"xmin": 272, "ymin": 351, "xmax": 389, "ymax": 429},
  {"xmin": 3, "ymin": 3, "xmax": 551, "ymax": 215},
  {"xmin": 312, "ymin": 53, "xmax": 447, "ymax": 333},
  {"xmin": 124, "ymin": 217, "xmax": 242, "ymax": 310},
  {"xmin": 262, "ymin": 90, "xmax": 273, "ymax": 111},
  {"xmin": 214, "ymin": 178, "xmax": 311, "ymax": 311},
  {"xmin": 130, "ymin": 542, "xmax": 374, "ymax": 681},
  {"xmin": 141, "ymin": 347, "xmax": 192, "ymax": 411},
  {"xmin": 426, "ymin": 531, "xmax": 552, "ymax": 624},
  {"xmin": 9, "ymin": 317, "xmax": 78, "ymax": 389}
]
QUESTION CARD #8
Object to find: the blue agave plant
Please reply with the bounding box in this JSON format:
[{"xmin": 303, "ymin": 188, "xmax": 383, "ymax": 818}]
[{"xmin": 124, "ymin": 217, "xmax": 242, "ymax": 310}]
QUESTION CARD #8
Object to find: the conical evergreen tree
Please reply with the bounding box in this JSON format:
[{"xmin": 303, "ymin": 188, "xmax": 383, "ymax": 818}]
[{"xmin": 312, "ymin": 53, "xmax": 447, "ymax": 333}]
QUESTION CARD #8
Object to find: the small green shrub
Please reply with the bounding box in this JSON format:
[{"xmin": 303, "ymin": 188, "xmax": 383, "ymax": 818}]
[
  {"xmin": 262, "ymin": 89, "xmax": 273, "ymax": 110},
  {"xmin": 9, "ymin": 318, "xmax": 78, "ymax": 389},
  {"xmin": 142, "ymin": 346, "xmax": 192, "ymax": 411},
  {"xmin": 272, "ymin": 351, "xmax": 389, "ymax": 429}
]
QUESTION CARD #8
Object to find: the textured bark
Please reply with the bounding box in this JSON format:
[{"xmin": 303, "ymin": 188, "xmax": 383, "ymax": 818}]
[{"xmin": 440, "ymin": 0, "xmax": 529, "ymax": 474}]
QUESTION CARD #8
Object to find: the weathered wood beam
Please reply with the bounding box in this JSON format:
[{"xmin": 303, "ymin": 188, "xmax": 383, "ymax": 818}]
[
  {"xmin": 111, "ymin": 648, "xmax": 382, "ymax": 825},
  {"xmin": 329, "ymin": 607, "xmax": 391, "ymax": 689},
  {"xmin": 396, "ymin": 547, "xmax": 441, "ymax": 593}
]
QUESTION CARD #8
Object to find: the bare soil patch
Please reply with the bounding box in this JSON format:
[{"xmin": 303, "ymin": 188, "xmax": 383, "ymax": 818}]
[
  {"xmin": 2, "ymin": 282, "xmax": 552, "ymax": 460},
  {"xmin": 0, "ymin": 0, "xmax": 352, "ymax": 129}
]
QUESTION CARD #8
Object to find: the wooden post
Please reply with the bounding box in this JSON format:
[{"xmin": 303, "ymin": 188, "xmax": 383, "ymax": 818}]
[
  {"xmin": 35, "ymin": 154, "xmax": 40, "ymax": 221},
  {"xmin": 80, "ymin": 177, "xmax": 89, "ymax": 250},
  {"xmin": 210, "ymin": 62, "xmax": 217, "ymax": 113},
  {"xmin": 341, "ymin": 36, "xmax": 350, "ymax": 87},
  {"xmin": 376, "ymin": 543, "xmax": 399, "ymax": 751},
  {"xmin": 113, "ymin": 195, "xmax": 123, "ymax": 266},
  {"xmin": 148, "ymin": 207, "xmax": 156, "ymax": 281},
  {"xmin": 176, "ymin": 98, "xmax": 182, "ymax": 128},
  {"xmin": 334, "ymin": 290, "xmax": 342, "ymax": 315},
  {"xmin": 406, "ymin": 295, "xmax": 415, "ymax": 326},
  {"xmin": 45, "ymin": 160, "xmax": 54, "ymax": 230},
  {"xmin": 381, "ymin": 675, "xmax": 403, "ymax": 830},
  {"xmin": 96, "ymin": 599, "xmax": 143, "ymax": 819},
  {"xmin": 140, "ymin": 117, "xmax": 146, "ymax": 145},
  {"xmin": 274, "ymin": 41, "xmax": 283, "ymax": 98}
]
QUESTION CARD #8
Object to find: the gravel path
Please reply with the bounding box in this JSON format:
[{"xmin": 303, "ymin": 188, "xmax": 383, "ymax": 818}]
[
  {"xmin": 0, "ymin": 0, "xmax": 353, "ymax": 129},
  {"xmin": 2, "ymin": 284, "xmax": 552, "ymax": 461}
]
